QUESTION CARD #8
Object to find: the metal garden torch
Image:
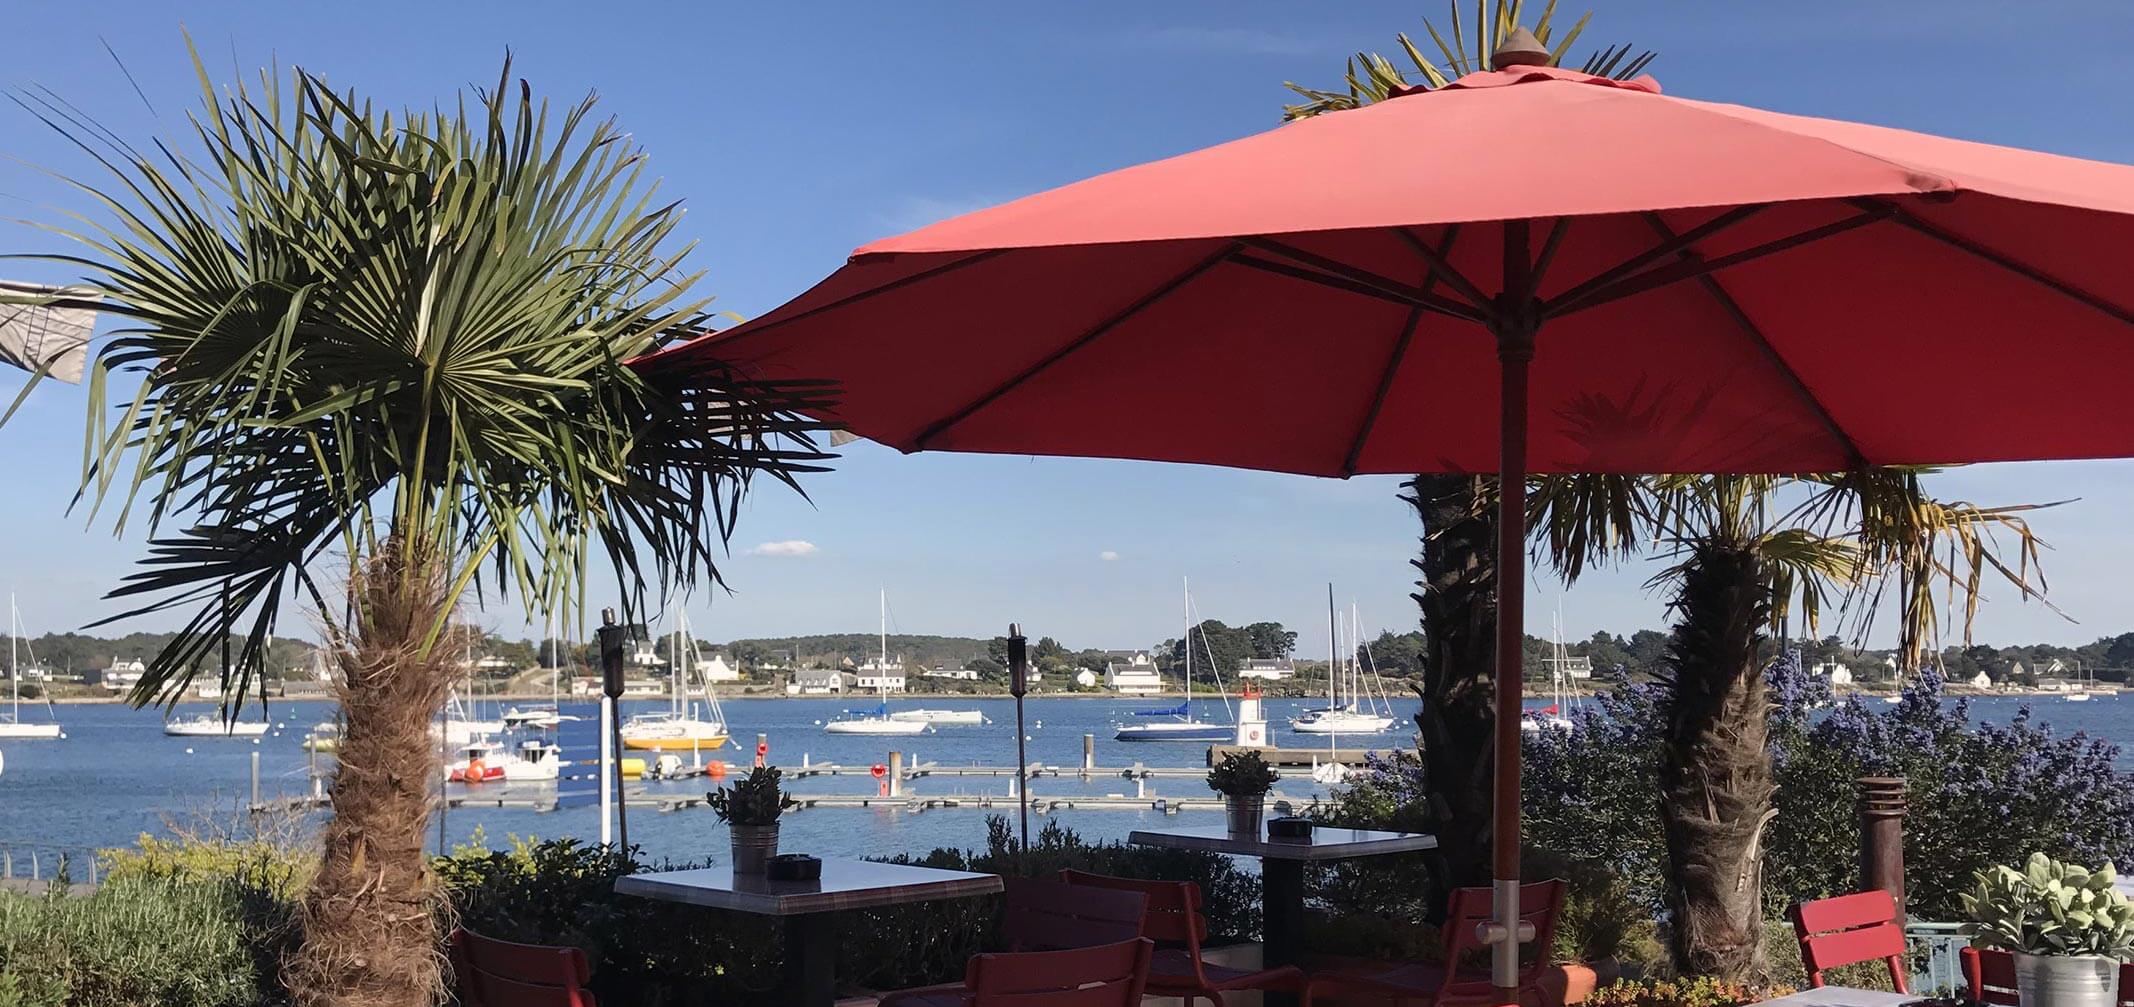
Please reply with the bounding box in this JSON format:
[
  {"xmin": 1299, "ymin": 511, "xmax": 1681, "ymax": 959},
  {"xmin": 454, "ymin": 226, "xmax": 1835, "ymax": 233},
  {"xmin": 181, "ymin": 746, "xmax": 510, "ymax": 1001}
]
[
  {"xmin": 1007, "ymin": 623, "xmax": 1030, "ymax": 854},
  {"xmin": 597, "ymin": 608, "xmax": 630, "ymax": 852}
]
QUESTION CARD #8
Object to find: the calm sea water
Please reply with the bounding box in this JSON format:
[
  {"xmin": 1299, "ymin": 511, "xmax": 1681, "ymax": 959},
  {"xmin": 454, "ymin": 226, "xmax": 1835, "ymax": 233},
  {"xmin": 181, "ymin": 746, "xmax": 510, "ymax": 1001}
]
[{"xmin": 0, "ymin": 692, "xmax": 2123, "ymax": 870}]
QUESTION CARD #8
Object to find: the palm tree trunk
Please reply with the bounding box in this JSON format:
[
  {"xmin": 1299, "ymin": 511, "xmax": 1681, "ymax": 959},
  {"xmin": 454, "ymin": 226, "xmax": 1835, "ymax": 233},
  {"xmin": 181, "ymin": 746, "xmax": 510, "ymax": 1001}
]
[
  {"xmin": 285, "ymin": 547, "xmax": 458, "ymax": 1007},
  {"xmin": 1659, "ymin": 543, "xmax": 1777, "ymax": 981},
  {"xmin": 1405, "ymin": 474, "xmax": 1499, "ymax": 890}
]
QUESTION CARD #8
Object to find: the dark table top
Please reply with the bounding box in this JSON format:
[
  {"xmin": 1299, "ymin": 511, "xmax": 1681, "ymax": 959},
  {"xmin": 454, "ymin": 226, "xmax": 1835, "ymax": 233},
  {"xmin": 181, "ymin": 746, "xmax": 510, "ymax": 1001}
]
[
  {"xmin": 1127, "ymin": 825, "xmax": 1438, "ymax": 861},
  {"xmin": 614, "ymin": 858, "xmax": 1002, "ymax": 916}
]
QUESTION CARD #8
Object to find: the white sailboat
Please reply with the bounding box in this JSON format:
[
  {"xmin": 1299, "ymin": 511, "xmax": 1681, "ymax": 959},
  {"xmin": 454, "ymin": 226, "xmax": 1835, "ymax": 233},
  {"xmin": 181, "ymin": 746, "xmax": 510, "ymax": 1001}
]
[
  {"xmin": 437, "ymin": 689, "xmax": 505, "ymax": 746},
  {"xmin": 622, "ymin": 605, "xmax": 731, "ymax": 751},
  {"xmin": 1293, "ymin": 591, "xmax": 1396, "ymax": 735},
  {"xmin": 0, "ymin": 596, "xmax": 63, "ymax": 740},
  {"xmin": 1520, "ymin": 610, "xmax": 1578, "ymax": 733},
  {"xmin": 504, "ymin": 617, "xmax": 576, "ymax": 730},
  {"xmin": 1116, "ymin": 578, "xmax": 1232, "ymax": 742},
  {"xmin": 826, "ymin": 590, "xmax": 928, "ymax": 735}
]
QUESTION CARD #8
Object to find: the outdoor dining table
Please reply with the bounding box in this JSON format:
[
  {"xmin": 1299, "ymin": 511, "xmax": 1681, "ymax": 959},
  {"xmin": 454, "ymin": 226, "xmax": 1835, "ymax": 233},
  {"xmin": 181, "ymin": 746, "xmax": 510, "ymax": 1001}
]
[
  {"xmin": 1129, "ymin": 824, "xmax": 1439, "ymax": 1007},
  {"xmin": 1747, "ymin": 987, "xmax": 1917, "ymax": 1007},
  {"xmin": 614, "ymin": 857, "xmax": 1003, "ymax": 1007}
]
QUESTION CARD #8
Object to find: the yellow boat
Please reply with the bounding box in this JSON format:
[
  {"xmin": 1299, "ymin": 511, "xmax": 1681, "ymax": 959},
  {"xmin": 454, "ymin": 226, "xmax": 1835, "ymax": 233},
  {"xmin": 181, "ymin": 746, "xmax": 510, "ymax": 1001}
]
[{"xmin": 618, "ymin": 712, "xmax": 728, "ymax": 752}]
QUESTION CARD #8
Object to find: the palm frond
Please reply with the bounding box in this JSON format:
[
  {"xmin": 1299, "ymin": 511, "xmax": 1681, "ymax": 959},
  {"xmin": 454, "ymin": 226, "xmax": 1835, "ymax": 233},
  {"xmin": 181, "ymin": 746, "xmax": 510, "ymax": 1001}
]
[{"xmin": 20, "ymin": 43, "xmax": 832, "ymax": 705}]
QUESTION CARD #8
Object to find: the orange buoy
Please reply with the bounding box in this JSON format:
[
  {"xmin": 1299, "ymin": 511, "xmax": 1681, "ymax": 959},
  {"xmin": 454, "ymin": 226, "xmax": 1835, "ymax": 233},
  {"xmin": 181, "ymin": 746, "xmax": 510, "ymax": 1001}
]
[
  {"xmin": 463, "ymin": 758, "xmax": 487, "ymax": 783},
  {"xmin": 707, "ymin": 760, "xmax": 728, "ymax": 779}
]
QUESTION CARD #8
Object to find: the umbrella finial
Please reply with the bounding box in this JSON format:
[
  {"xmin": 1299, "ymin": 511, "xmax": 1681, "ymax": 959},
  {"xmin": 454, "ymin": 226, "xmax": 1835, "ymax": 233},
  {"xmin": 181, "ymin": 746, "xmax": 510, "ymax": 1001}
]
[{"xmin": 1491, "ymin": 26, "xmax": 1552, "ymax": 70}]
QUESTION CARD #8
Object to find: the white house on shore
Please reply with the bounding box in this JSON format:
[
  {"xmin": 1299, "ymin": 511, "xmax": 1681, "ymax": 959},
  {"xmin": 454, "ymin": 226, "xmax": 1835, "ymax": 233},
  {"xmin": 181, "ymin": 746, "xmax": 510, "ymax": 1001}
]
[
  {"xmin": 922, "ymin": 661, "xmax": 980, "ymax": 681},
  {"xmin": 695, "ymin": 651, "xmax": 742, "ymax": 683},
  {"xmin": 100, "ymin": 658, "xmax": 147, "ymax": 693},
  {"xmin": 1814, "ymin": 662, "xmax": 1853, "ymax": 687},
  {"xmin": 1237, "ymin": 659, "xmax": 1296, "ymax": 681},
  {"xmin": 1970, "ymin": 670, "xmax": 1995, "ymax": 690},
  {"xmin": 856, "ymin": 657, "xmax": 906, "ymax": 692},
  {"xmin": 788, "ymin": 669, "xmax": 847, "ymax": 695},
  {"xmin": 1101, "ymin": 652, "xmax": 1169, "ymax": 691},
  {"xmin": 1074, "ymin": 668, "xmax": 1099, "ymax": 688}
]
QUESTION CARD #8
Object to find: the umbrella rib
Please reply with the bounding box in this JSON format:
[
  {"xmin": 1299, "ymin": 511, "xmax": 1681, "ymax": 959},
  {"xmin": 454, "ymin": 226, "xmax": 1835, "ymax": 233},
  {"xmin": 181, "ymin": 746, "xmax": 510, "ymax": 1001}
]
[
  {"xmin": 1344, "ymin": 225, "xmax": 1465, "ymax": 477},
  {"xmin": 670, "ymin": 250, "xmax": 1007, "ymax": 357},
  {"xmin": 1546, "ymin": 203, "xmax": 1771, "ymax": 308},
  {"xmin": 1392, "ymin": 226, "xmax": 1490, "ymax": 310},
  {"xmin": 1850, "ymin": 197, "xmax": 2134, "ymax": 328},
  {"xmin": 910, "ymin": 242, "xmax": 1243, "ymax": 450},
  {"xmin": 1639, "ymin": 213, "xmax": 1866, "ymax": 469},
  {"xmin": 1544, "ymin": 206, "xmax": 1892, "ymax": 319},
  {"xmin": 1238, "ymin": 237, "xmax": 1486, "ymax": 322}
]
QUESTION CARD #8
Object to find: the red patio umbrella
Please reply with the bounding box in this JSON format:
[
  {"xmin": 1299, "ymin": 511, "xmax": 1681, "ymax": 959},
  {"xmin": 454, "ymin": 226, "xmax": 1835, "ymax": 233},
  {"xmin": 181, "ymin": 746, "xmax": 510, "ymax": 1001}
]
[{"xmin": 638, "ymin": 34, "xmax": 2134, "ymax": 1001}]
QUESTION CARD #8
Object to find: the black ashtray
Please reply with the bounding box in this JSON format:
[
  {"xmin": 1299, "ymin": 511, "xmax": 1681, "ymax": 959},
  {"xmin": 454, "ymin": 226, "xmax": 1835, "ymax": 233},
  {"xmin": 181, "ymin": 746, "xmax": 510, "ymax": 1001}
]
[
  {"xmin": 766, "ymin": 854, "xmax": 822, "ymax": 881},
  {"xmin": 1266, "ymin": 817, "xmax": 1315, "ymax": 840}
]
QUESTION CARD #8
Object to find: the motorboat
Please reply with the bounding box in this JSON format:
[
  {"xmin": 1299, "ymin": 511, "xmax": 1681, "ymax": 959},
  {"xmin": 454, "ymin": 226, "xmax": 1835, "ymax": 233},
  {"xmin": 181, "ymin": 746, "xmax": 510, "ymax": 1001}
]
[
  {"xmin": 164, "ymin": 712, "xmax": 270, "ymax": 738},
  {"xmin": 302, "ymin": 722, "xmax": 340, "ymax": 753},
  {"xmin": 888, "ymin": 708, "xmax": 987, "ymax": 725},
  {"xmin": 503, "ymin": 704, "xmax": 566, "ymax": 729},
  {"xmin": 503, "ymin": 739, "xmax": 563, "ymax": 782},
  {"xmin": 448, "ymin": 740, "xmax": 511, "ymax": 783}
]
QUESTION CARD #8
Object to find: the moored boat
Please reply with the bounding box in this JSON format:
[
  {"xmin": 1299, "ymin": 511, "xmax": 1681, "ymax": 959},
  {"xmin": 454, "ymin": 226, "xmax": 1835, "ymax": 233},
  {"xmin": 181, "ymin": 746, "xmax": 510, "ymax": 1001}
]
[
  {"xmin": 164, "ymin": 712, "xmax": 270, "ymax": 738},
  {"xmin": 888, "ymin": 708, "xmax": 987, "ymax": 725}
]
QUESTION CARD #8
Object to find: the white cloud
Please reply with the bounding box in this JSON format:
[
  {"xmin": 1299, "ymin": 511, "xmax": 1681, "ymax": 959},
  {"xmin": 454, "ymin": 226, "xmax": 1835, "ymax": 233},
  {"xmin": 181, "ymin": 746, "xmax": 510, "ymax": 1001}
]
[
  {"xmin": 1098, "ymin": 550, "xmax": 1120, "ymax": 562},
  {"xmin": 749, "ymin": 540, "xmax": 819, "ymax": 558}
]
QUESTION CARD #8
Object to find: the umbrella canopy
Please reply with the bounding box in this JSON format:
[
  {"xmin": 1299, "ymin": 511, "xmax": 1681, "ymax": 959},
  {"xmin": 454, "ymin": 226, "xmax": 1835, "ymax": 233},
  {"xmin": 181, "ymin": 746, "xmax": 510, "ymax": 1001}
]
[
  {"xmin": 641, "ymin": 64, "xmax": 2134, "ymax": 476},
  {"xmin": 639, "ymin": 49, "xmax": 2134, "ymax": 1001}
]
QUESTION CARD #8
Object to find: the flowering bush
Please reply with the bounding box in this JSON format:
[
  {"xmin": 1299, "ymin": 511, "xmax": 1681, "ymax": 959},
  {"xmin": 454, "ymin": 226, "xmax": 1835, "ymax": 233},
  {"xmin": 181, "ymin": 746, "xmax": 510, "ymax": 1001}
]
[{"xmin": 1585, "ymin": 977, "xmax": 1796, "ymax": 1007}]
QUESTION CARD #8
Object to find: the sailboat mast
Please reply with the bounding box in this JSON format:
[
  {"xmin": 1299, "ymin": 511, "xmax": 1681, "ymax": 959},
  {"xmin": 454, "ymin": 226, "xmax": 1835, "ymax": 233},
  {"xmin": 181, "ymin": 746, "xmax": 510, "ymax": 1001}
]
[
  {"xmin": 1182, "ymin": 577, "xmax": 1192, "ymax": 710},
  {"xmin": 9, "ymin": 594, "xmax": 18, "ymax": 714},
  {"xmin": 879, "ymin": 588, "xmax": 888, "ymax": 701}
]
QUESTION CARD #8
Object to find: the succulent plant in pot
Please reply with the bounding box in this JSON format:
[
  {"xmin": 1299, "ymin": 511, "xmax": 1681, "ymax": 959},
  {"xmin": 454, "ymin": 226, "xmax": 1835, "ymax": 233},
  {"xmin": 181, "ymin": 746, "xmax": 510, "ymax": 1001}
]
[
  {"xmin": 1961, "ymin": 853, "xmax": 2134, "ymax": 1007},
  {"xmin": 709, "ymin": 766, "xmax": 798, "ymax": 875},
  {"xmin": 1207, "ymin": 750, "xmax": 1280, "ymax": 836}
]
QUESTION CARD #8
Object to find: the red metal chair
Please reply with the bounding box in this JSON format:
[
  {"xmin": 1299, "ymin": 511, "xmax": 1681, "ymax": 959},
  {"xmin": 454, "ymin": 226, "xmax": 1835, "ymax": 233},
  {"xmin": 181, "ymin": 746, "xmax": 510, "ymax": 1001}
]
[
  {"xmin": 451, "ymin": 928, "xmax": 598, "ymax": 1007},
  {"xmin": 1058, "ymin": 869, "xmax": 1313, "ymax": 1006},
  {"xmin": 1305, "ymin": 879, "xmax": 1567, "ymax": 1007},
  {"xmin": 966, "ymin": 937, "xmax": 1154, "ymax": 1006},
  {"xmin": 876, "ymin": 877, "xmax": 1149, "ymax": 1007},
  {"xmin": 1961, "ymin": 946, "xmax": 2018, "ymax": 1006},
  {"xmin": 1790, "ymin": 890, "xmax": 1910, "ymax": 993}
]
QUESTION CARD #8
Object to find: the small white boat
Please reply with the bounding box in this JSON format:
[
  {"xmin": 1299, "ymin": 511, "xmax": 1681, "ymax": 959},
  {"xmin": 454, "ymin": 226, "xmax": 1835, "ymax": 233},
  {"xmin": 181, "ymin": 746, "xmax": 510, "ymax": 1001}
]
[
  {"xmin": 1519, "ymin": 710, "xmax": 1573, "ymax": 733},
  {"xmin": 1, "ymin": 597, "xmax": 63, "ymax": 740},
  {"xmin": 826, "ymin": 702, "xmax": 931, "ymax": 735},
  {"xmin": 1293, "ymin": 708, "xmax": 1396, "ymax": 734},
  {"xmin": 164, "ymin": 712, "xmax": 270, "ymax": 738},
  {"xmin": 503, "ymin": 739, "xmax": 563, "ymax": 782},
  {"xmin": 888, "ymin": 708, "xmax": 987, "ymax": 725},
  {"xmin": 502, "ymin": 704, "xmax": 566, "ymax": 729},
  {"xmin": 2066, "ymin": 691, "xmax": 2092, "ymax": 702},
  {"xmin": 302, "ymin": 722, "xmax": 339, "ymax": 753},
  {"xmin": 448, "ymin": 739, "xmax": 515, "ymax": 783}
]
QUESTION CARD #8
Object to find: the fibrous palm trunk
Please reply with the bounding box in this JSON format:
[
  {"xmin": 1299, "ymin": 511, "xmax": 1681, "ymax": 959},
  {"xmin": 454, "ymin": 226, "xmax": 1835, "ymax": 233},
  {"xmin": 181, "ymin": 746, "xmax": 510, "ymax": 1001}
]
[
  {"xmin": 1405, "ymin": 474, "xmax": 1499, "ymax": 891},
  {"xmin": 285, "ymin": 547, "xmax": 459, "ymax": 1006},
  {"xmin": 1660, "ymin": 543, "xmax": 1777, "ymax": 981}
]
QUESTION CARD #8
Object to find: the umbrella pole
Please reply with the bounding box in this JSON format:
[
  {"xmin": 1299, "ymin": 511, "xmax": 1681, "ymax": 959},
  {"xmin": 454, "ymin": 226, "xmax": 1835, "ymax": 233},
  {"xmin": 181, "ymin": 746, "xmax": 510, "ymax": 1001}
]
[{"xmin": 1488, "ymin": 221, "xmax": 1538, "ymax": 1007}]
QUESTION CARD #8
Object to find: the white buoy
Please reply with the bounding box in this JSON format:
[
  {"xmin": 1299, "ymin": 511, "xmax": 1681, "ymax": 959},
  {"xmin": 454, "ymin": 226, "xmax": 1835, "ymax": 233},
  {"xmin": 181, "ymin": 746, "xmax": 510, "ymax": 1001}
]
[{"xmin": 184, "ymin": 747, "xmax": 195, "ymax": 754}]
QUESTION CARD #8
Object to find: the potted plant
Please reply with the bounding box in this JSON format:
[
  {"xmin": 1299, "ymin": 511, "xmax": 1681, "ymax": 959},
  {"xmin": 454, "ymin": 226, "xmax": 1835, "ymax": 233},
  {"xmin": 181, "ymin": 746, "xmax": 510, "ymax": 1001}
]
[
  {"xmin": 1962, "ymin": 853, "xmax": 2134, "ymax": 1007},
  {"xmin": 709, "ymin": 766, "xmax": 797, "ymax": 875},
  {"xmin": 1207, "ymin": 750, "xmax": 1279, "ymax": 837}
]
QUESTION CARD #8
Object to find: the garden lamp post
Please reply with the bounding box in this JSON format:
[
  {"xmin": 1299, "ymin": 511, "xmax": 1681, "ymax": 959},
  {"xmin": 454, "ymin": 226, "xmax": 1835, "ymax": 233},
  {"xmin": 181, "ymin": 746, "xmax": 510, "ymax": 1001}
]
[
  {"xmin": 1008, "ymin": 623, "xmax": 1030, "ymax": 852},
  {"xmin": 598, "ymin": 609, "xmax": 630, "ymax": 851}
]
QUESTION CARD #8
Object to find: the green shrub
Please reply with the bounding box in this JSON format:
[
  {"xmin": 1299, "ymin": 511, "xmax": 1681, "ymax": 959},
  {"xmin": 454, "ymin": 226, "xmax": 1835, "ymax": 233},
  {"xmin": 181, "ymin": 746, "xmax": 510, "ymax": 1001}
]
[
  {"xmin": 1585, "ymin": 976, "xmax": 1797, "ymax": 1007},
  {"xmin": 0, "ymin": 876, "xmax": 284, "ymax": 1007}
]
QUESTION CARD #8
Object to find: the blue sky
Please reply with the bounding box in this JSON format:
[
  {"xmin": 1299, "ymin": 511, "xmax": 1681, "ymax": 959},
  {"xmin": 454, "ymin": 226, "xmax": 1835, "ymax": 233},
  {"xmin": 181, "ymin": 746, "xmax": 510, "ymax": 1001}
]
[{"xmin": 2, "ymin": 2, "xmax": 2132, "ymax": 654}]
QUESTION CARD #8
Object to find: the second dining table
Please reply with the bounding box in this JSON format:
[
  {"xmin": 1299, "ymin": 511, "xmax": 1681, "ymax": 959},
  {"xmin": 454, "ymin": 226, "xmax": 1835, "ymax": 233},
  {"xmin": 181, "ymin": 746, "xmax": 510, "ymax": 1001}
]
[{"xmin": 1129, "ymin": 823, "xmax": 1439, "ymax": 1007}]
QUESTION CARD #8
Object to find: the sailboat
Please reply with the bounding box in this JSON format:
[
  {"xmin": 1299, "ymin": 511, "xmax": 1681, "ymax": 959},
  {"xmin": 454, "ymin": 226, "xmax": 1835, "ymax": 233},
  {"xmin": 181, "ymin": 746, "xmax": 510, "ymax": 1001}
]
[
  {"xmin": 622, "ymin": 605, "xmax": 732, "ymax": 751},
  {"xmin": 1294, "ymin": 590, "xmax": 1396, "ymax": 735},
  {"xmin": 0, "ymin": 596, "xmax": 63, "ymax": 740},
  {"xmin": 1116, "ymin": 578, "xmax": 1232, "ymax": 743},
  {"xmin": 1520, "ymin": 610, "xmax": 1577, "ymax": 733},
  {"xmin": 165, "ymin": 712, "xmax": 270, "ymax": 738},
  {"xmin": 504, "ymin": 617, "xmax": 576, "ymax": 730},
  {"xmin": 889, "ymin": 708, "xmax": 988, "ymax": 725},
  {"xmin": 827, "ymin": 590, "xmax": 929, "ymax": 735}
]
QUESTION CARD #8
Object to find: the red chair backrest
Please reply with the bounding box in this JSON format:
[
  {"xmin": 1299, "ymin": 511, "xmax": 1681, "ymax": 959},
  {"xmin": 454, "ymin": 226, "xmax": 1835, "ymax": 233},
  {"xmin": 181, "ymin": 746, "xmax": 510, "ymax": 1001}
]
[
  {"xmin": 1791, "ymin": 890, "xmax": 1909, "ymax": 993},
  {"xmin": 1962, "ymin": 946, "xmax": 2019, "ymax": 1006},
  {"xmin": 1002, "ymin": 876, "xmax": 1148, "ymax": 952},
  {"xmin": 452, "ymin": 928, "xmax": 598, "ymax": 1007},
  {"xmin": 1437, "ymin": 879, "xmax": 1568, "ymax": 998},
  {"xmin": 1055, "ymin": 870, "xmax": 1208, "ymax": 948},
  {"xmin": 965, "ymin": 937, "xmax": 1154, "ymax": 1007}
]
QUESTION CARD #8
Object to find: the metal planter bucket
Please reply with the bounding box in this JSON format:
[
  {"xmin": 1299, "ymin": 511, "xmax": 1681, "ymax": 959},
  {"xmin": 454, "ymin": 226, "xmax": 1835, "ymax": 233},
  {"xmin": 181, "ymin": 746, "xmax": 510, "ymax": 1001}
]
[
  {"xmin": 1224, "ymin": 795, "xmax": 1264, "ymax": 838},
  {"xmin": 730, "ymin": 823, "xmax": 780, "ymax": 876},
  {"xmin": 2016, "ymin": 952, "xmax": 2121, "ymax": 1007}
]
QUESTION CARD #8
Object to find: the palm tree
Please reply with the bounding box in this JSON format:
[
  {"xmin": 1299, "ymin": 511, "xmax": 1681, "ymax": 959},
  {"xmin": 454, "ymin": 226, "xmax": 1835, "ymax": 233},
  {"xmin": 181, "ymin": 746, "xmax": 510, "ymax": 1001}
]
[
  {"xmin": 1535, "ymin": 472, "xmax": 2050, "ymax": 979},
  {"xmin": 1284, "ymin": 1, "xmax": 1653, "ymax": 890},
  {"xmin": 12, "ymin": 50, "xmax": 827, "ymax": 1005}
]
